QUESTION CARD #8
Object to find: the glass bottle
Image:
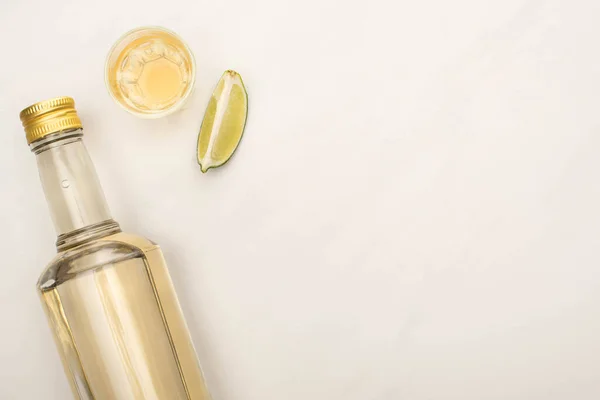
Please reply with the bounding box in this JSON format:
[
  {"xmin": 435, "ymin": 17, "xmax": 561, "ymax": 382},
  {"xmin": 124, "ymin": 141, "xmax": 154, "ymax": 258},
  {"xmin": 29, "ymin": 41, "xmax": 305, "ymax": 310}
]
[{"xmin": 19, "ymin": 97, "xmax": 211, "ymax": 400}]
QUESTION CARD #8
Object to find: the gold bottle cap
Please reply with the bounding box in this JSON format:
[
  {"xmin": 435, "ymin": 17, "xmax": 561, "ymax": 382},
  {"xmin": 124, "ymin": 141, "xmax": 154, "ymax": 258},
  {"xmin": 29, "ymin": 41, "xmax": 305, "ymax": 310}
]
[{"xmin": 19, "ymin": 96, "xmax": 83, "ymax": 144}]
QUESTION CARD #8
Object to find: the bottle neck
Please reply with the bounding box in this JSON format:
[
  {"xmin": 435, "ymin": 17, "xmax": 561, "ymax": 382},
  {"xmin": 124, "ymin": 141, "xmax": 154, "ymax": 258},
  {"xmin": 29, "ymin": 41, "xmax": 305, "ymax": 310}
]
[{"xmin": 31, "ymin": 129, "xmax": 120, "ymax": 250}]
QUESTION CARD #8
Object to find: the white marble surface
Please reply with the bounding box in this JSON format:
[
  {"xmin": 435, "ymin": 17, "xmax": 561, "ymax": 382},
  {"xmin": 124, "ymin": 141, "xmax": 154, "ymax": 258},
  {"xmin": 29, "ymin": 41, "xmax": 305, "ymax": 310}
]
[{"xmin": 1, "ymin": 0, "xmax": 600, "ymax": 399}]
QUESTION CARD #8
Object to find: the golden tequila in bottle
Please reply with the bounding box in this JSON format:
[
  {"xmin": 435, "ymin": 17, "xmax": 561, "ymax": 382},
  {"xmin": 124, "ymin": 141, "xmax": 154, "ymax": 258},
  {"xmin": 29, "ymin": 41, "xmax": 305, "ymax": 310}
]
[{"xmin": 20, "ymin": 97, "xmax": 211, "ymax": 399}]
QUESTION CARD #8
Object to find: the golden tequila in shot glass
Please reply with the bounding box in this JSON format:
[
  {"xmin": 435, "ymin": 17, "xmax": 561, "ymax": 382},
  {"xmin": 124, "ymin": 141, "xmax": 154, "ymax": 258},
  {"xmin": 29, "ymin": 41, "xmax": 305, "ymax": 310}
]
[{"xmin": 105, "ymin": 26, "xmax": 196, "ymax": 118}]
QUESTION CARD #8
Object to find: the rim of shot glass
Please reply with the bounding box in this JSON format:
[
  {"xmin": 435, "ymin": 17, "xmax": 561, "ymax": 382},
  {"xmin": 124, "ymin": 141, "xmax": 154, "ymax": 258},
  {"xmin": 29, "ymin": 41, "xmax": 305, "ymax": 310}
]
[{"xmin": 104, "ymin": 25, "xmax": 196, "ymax": 119}]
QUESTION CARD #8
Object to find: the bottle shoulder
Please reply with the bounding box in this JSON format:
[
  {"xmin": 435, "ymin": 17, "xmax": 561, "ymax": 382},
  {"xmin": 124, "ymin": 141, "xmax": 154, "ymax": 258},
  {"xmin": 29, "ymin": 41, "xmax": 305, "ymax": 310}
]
[{"xmin": 38, "ymin": 232, "xmax": 160, "ymax": 291}]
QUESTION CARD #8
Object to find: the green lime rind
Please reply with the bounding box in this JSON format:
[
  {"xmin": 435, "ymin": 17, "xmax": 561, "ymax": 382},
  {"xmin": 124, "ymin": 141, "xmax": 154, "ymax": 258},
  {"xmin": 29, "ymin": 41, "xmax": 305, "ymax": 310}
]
[{"xmin": 197, "ymin": 70, "xmax": 248, "ymax": 173}]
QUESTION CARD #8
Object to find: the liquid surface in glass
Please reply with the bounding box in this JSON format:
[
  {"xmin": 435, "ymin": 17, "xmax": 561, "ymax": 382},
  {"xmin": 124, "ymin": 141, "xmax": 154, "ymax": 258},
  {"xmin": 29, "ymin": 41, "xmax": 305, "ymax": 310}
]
[{"xmin": 106, "ymin": 27, "xmax": 195, "ymax": 117}]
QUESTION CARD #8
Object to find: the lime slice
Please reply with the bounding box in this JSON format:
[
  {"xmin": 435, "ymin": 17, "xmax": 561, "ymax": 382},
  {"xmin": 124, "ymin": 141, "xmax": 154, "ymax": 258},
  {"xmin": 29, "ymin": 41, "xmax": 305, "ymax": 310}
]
[{"xmin": 197, "ymin": 70, "xmax": 248, "ymax": 173}]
